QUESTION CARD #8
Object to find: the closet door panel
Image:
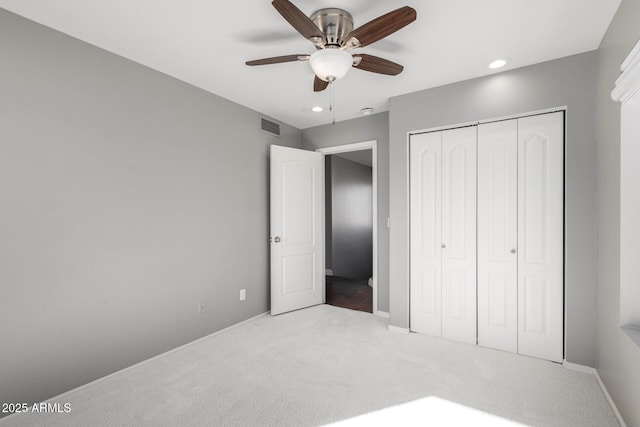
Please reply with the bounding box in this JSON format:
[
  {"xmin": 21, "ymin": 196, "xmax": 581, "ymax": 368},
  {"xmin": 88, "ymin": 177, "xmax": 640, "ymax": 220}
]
[
  {"xmin": 517, "ymin": 112, "xmax": 564, "ymax": 363},
  {"xmin": 410, "ymin": 132, "xmax": 442, "ymax": 336},
  {"xmin": 477, "ymin": 120, "xmax": 518, "ymax": 353},
  {"xmin": 441, "ymin": 127, "xmax": 477, "ymax": 344}
]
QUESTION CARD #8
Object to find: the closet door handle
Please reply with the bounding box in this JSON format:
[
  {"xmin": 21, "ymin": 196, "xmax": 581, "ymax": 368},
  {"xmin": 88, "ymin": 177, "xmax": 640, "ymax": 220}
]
[
  {"xmin": 511, "ymin": 249, "xmax": 516, "ymax": 254},
  {"xmin": 441, "ymin": 244, "xmax": 446, "ymax": 249}
]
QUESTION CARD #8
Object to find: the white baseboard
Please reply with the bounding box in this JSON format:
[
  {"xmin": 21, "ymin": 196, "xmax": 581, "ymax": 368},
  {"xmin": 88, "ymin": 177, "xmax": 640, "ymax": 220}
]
[
  {"xmin": 2, "ymin": 311, "xmax": 271, "ymax": 417},
  {"xmin": 563, "ymin": 361, "xmax": 626, "ymax": 427},
  {"xmin": 388, "ymin": 325, "xmax": 410, "ymax": 334},
  {"xmin": 374, "ymin": 310, "xmax": 389, "ymax": 318},
  {"xmin": 562, "ymin": 360, "xmax": 596, "ymax": 374},
  {"xmin": 595, "ymin": 370, "xmax": 627, "ymax": 427}
]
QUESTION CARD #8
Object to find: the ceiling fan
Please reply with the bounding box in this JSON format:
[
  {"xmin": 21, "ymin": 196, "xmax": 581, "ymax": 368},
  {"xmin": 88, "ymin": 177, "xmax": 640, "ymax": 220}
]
[{"xmin": 246, "ymin": 0, "xmax": 417, "ymax": 92}]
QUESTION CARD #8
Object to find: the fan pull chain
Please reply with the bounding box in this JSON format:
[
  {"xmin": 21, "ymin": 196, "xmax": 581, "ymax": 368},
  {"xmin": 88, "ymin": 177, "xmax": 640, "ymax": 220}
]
[{"xmin": 330, "ymin": 81, "xmax": 336, "ymax": 125}]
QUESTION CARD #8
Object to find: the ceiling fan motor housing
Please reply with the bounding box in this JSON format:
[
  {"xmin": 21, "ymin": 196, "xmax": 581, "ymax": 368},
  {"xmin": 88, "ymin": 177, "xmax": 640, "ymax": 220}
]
[{"xmin": 310, "ymin": 8, "xmax": 354, "ymax": 47}]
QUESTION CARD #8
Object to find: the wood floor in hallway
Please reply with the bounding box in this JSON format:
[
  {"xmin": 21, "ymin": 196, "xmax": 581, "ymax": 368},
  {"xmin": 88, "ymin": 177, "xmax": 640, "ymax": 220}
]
[{"xmin": 325, "ymin": 275, "xmax": 372, "ymax": 313}]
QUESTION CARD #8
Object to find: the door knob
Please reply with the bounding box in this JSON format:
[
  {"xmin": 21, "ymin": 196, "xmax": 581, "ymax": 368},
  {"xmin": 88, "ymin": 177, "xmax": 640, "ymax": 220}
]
[
  {"xmin": 441, "ymin": 244, "xmax": 446, "ymax": 249},
  {"xmin": 273, "ymin": 236, "xmax": 281, "ymax": 243},
  {"xmin": 511, "ymin": 249, "xmax": 516, "ymax": 254}
]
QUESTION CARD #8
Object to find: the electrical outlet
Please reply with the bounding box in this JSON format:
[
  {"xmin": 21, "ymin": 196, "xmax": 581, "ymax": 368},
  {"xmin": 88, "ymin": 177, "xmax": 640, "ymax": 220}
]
[
  {"xmin": 240, "ymin": 289, "xmax": 246, "ymax": 301},
  {"xmin": 198, "ymin": 301, "xmax": 206, "ymax": 314}
]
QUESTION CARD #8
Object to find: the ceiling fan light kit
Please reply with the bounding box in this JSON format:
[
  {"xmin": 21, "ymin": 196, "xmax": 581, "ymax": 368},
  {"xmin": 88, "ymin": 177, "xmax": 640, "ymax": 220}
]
[{"xmin": 309, "ymin": 48, "xmax": 353, "ymax": 82}]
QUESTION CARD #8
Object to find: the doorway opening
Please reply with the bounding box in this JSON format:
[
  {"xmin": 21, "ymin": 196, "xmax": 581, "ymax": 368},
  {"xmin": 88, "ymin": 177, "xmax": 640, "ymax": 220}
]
[{"xmin": 317, "ymin": 141, "xmax": 378, "ymax": 315}]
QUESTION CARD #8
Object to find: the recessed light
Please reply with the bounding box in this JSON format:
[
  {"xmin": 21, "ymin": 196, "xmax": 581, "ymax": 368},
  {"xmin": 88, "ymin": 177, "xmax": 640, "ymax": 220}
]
[
  {"xmin": 311, "ymin": 106, "xmax": 324, "ymax": 112},
  {"xmin": 360, "ymin": 107, "xmax": 374, "ymax": 116},
  {"xmin": 488, "ymin": 58, "xmax": 510, "ymax": 69}
]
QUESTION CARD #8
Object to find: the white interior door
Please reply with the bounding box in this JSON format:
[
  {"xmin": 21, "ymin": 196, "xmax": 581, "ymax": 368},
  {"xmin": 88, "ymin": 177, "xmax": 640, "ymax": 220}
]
[
  {"xmin": 410, "ymin": 132, "xmax": 442, "ymax": 336},
  {"xmin": 441, "ymin": 127, "xmax": 477, "ymax": 344},
  {"xmin": 517, "ymin": 112, "xmax": 564, "ymax": 362},
  {"xmin": 270, "ymin": 145, "xmax": 324, "ymax": 315},
  {"xmin": 477, "ymin": 120, "xmax": 518, "ymax": 353}
]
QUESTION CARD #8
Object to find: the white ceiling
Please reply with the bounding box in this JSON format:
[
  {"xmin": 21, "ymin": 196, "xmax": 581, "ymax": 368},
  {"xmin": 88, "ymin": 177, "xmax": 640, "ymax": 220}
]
[{"xmin": 0, "ymin": 0, "xmax": 620, "ymax": 129}]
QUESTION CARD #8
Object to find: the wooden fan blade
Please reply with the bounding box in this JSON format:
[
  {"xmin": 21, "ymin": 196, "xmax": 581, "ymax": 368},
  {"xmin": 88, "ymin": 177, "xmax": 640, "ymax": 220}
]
[
  {"xmin": 353, "ymin": 54, "xmax": 404, "ymax": 76},
  {"xmin": 345, "ymin": 6, "xmax": 416, "ymax": 48},
  {"xmin": 314, "ymin": 76, "xmax": 329, "ymax": 92},
  {"xmin": 272, "ymin": 0, "xmax": 326, "ymax": 46},
  {"xmin": 246, "ymin": 55, "xmax": 308, "ymax": 66}
]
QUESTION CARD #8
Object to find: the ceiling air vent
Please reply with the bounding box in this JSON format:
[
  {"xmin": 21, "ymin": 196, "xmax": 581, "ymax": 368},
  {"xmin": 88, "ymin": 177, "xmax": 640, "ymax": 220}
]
[{"xmin": 260, "ymin": 116, "xmax": 281, "ymax": 138}]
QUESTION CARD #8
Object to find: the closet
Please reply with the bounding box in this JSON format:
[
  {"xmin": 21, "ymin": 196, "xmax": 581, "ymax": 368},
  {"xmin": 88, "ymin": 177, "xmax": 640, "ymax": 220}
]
[{"xmin": 409, "ymin": 111, "xmax": 564, "ymax": 363}]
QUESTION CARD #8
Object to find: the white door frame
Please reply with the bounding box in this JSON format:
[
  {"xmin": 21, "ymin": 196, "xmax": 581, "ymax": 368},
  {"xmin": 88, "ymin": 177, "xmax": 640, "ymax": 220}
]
[{"xmin": 317, "ymin": 140, "xmax": 379, "ymax": 316}]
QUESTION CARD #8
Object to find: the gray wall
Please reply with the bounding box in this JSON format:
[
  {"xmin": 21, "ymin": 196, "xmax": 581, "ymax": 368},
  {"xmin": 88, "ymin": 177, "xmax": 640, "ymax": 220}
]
[
  {"xmin": 325, "ymin": 156, "xmax": 333, "ymax": 272},
  {"xmin": 595, "ymin": 0, "xmax": 640, "ymax": 424},
  {"xmin": 302, "ymin": 112, "xmax": 390, "ymax": 312},
  {"xmin": 0, "ymin": 9, "xmax": 301, "ymax": 412},
  {"xmin": 389, "ymin": 52, "xmax": 598, "ymax": 366},
  {"xmin": 328, "ymin": 155, "xmax": 373, "ymax": 280}
]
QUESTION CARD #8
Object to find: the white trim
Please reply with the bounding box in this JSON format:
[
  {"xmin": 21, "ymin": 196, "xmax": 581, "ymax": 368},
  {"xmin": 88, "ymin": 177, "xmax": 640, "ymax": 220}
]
[
  {"xmin": 615, "ymin": 41, "xmax": 640, "ymax": 341},
  {"xmin": 562, "ymin": 360, "xmax": 596, "ymax": 375},
  {"xmin": 563, "ymin": 119, "xmax": 569, "ymax": 365},
  {"xmin": 612, "ymin": 39, "xmax": 640, "ymax": 103},
  {"xmin": 561, "ymin": 362, "xmax": 627, "ymax": 426},
  {"xmin": 375, "ymin": 310, "xmax": 390, "ymax": 318},
  {"xmin": 388, "ymin": 325, "xmax": 410, "ymax": 334},
  {"xmin": 317, "ymin": 140, "xmax": 376, "ymax": 155},
  {"xmin": 408, "ymin": 120, "xmax": 479, "ymax": 136},
  {"xmin": 476, "ymin": 106, "xmax": 567, "ymax": 124},
  {"xmin": 317, "ymin": 140, "xmax": 379, "ymax": 315},
  {"xmin": 0, "ymin": 311, "xmax": 270, "ymax": 419},
  {"xmin": 407, "ymin": 106, "xmax": 567, "ymax": 137},
  {"xmin": 405, "ymin": 131, "xmax": 412, "ymax": 331},
  {"xmin": 595, "ymin": 370, "xmax": 628, "ymax": 427}
]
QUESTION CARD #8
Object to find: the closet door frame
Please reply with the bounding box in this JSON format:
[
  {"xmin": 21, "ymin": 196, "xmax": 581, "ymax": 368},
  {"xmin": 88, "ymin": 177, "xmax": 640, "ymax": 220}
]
[{"xmin": 408, "ymin": 107, "xmax": 567, "ymax": 363}]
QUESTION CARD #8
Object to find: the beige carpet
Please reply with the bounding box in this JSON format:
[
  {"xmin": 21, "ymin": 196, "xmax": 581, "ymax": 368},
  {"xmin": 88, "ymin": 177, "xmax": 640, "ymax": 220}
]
[{"xmin": 0, "ymin": 305, "xmax": 618, "ymax": 426}]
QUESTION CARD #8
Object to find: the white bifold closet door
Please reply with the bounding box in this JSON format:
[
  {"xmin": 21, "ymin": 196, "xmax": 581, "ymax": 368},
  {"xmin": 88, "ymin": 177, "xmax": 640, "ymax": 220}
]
[
  {"xmin": 477, "ymin": 112, "xmax": 564, "ymax": 363},
  {"xmin": 410, "ymin": 131, "xmax": 442, "ymax": 337},
  {"xmin": 517, "ymin": 113, "xmax": 564, "ymax": 362},
  {"xmin": 477, "ymin": 119, "xmax": 519, "ymax": 353},
  {"xmin": 410, "ymin": 127, "xmax": 477, "ymax": 344}
]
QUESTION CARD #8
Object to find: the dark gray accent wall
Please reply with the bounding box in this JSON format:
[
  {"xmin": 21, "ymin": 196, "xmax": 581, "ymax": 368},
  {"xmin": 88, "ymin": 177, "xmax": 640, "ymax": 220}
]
[
  {"xmin": 0, "ymin": 9, "xmax": 301, "ymax": 412},
  {"xmin": 325, "ymin": 156, "xmax": 333, "ymax": 272},
  {"xmin": 329, "ymin": 155, "xmax": 373, "ymax": 280},
  {"xmin": 389, "ymin": 52, "xmax": 598, "ymax": 366},
  {"xmin": 302, "ymin": 112, "xmax": 390, "ymax": 312},
  {"xmin": 595, "ymin": 0, "xmax": 640, "ymax": 424}
]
